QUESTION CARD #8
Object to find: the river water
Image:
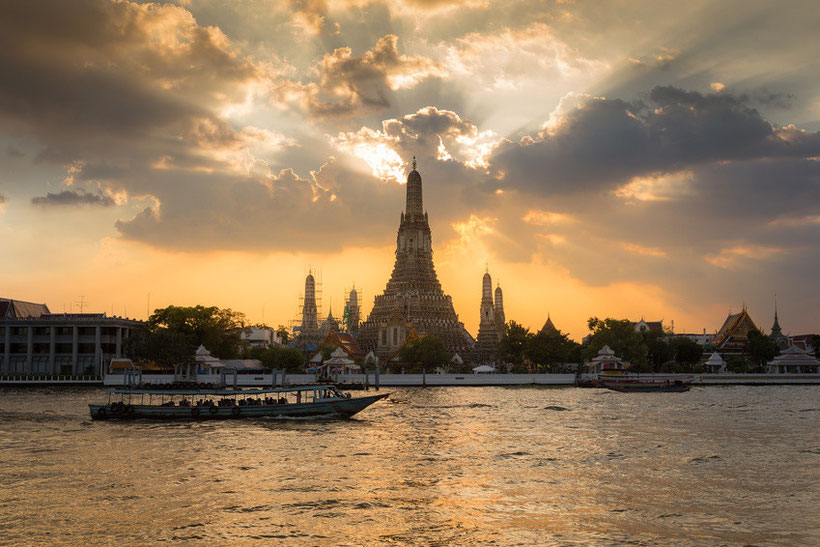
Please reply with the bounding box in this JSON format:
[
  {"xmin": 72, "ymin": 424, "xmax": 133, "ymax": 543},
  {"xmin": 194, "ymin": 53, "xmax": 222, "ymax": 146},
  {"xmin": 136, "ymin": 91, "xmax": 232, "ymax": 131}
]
[{"xmin": 0, "ymin": 386, "xmax": 818, "ymax": 545}]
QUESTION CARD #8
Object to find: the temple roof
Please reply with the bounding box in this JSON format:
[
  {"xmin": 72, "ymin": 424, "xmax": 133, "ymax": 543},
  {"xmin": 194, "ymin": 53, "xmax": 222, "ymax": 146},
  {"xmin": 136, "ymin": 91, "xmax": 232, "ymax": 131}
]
[
  {"xmin": 713, "ymin": 308, "xmax": 758, "ymax": 348},
  {"xmin": 322, "ymin": 330, "xmax": 365, "ymax": 358},
  {"xmin": 632, "ymin": 319, "xmax": 663, "ymax": 333},
  {"xmin": 767, "ymin": 345, "xmax": 820, "ymax": 367},
  {"xmin": 704, "ymin": 351, "xmax": 725, "ymax": 366},
  {"xmin": 591, "ymin": 345, "xmax": 623, "ymax": 363},
  {"xmin": 541, "ymin": 315, "xmax": 557, "ymax": 333},
  {"xmin": 0, "ymin": 298, "xmax": 51, "ymax": 319}
]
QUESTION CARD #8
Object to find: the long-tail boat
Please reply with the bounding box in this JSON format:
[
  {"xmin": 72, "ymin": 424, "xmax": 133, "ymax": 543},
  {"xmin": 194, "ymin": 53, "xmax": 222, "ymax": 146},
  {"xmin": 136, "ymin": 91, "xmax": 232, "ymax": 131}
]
[
  {"xmin": 596, "ymin": 378, "xmax": 691, "ymax": 392},
  {"xmin": 89, "ymin": 385, "xmax": 388, "ymax": 420}
]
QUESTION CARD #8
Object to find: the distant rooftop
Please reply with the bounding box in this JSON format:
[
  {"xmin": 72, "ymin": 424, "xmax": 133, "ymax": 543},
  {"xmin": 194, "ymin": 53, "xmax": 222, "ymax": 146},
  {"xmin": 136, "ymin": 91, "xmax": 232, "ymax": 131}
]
[{"xmin": 0, "ymin": 298, "xmax": 50, "ymax": 319}]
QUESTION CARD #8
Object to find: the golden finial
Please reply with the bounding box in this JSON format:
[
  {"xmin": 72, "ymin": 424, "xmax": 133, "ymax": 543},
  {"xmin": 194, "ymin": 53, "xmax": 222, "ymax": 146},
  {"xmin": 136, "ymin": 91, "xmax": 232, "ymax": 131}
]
[{"xmin": 412, "ymin": 155, "xmax": 417, "ymax": 170}]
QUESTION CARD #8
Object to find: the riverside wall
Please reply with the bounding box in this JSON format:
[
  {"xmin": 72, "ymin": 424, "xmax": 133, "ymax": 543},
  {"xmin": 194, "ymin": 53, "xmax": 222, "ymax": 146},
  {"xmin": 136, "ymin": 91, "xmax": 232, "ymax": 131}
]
[{"xmin": 3, "ymin": 372, "xmax": 820, "ymax": 386}]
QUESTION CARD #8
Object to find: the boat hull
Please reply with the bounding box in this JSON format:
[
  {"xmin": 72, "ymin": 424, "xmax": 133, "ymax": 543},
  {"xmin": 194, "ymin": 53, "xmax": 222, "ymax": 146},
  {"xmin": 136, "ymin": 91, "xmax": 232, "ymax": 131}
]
[
  {"xmin": 598, "ymin": 381, "xmax": 690, "ymax": 393},
  {"xmin": 89, "ymin": 393, "xmax": 389, "ymax": 420}
]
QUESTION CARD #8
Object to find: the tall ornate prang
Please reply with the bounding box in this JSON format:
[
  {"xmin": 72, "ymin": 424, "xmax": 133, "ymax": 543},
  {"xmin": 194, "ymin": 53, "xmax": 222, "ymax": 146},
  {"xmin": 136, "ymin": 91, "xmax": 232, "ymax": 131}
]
[
  {"xmin": 494, "ymin": 283, "xmax": 505, "ymax": 332},
  {"xmin": 295, "ymin": 271, "xmax": 321, "ymax": 349},
  {"xmin": 358, "ymin": 160, "xmax": 475, "ymax": 359},
  {"xmin": 769, "ymin": 296, "xmax": 789, "ymax": 349},
  {"xmin": 344, "ymin": 286, "xmax": 360, "ymax": 334},
  {"xmin": 476, "ymin": 270, "xmax": 501, "ymax": 362}
]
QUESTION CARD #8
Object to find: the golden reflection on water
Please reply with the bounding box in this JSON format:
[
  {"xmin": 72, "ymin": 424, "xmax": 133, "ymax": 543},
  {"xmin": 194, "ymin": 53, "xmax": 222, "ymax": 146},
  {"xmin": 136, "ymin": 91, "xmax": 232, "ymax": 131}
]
[{"xmin": 0, "ymin": 386, "xmax": 818, "ymax": 545}]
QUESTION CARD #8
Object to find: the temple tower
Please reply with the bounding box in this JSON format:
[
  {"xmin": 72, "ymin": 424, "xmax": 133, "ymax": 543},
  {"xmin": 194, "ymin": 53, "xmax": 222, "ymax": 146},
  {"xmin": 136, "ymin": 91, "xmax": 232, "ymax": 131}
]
[
  {"xmin": 302, "ymin": 272, "xmax": 318, "ymax": 333},
  {"xmin": 344, "ymin": 286, "xmax": 360, "ymax": 334},
  {"xmin": 769, "ymin": 298, "xmax": 789, "ymax": 349},
  {"xmin": 358, "ymin": 158, "xmax": 475, "ymax": 359},
  {"xmin": 295, "ymin": 271, "xmax": 321, "ymax": 349},
  {"xmin": 540, "ymin": 314, "xmax": 557, "ymax": 334},
  {"xmin": 476, "ymin": 271, "xmax": 501, "ymax": 362},
  {"xmin": 320, "ymin": 306, "xmax": 339, "ymax": 337},
  {"xmin": 494, "ymin": 283, "xmax": 505, "ymax": 332}
]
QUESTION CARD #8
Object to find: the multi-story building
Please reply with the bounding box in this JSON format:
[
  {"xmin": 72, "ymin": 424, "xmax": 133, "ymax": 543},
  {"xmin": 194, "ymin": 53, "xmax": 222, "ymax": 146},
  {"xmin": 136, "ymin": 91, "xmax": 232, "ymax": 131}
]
[
  {"xmin": 1, "ymin": 297, "xmax": 143, "ymax": 376},
  {"xmin": 241, "ymin": 327, "xmax": 286, "ymax": 349},
  {"xmin": 676, "ymin": 329, "xmax": 712, "ymax": 346}
]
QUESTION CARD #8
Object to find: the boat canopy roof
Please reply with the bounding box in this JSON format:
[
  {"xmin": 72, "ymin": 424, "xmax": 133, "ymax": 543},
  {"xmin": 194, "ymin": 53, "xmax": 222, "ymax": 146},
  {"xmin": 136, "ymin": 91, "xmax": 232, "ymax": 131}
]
[{"xmin": 109, "ymin": 385, "xmax": 339, "ymax": 396}]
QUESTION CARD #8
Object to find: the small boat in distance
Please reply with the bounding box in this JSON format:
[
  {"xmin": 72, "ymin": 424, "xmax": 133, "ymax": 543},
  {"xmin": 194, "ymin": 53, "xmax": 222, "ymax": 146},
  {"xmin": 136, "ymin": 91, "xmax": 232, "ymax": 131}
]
[
  {"xmin": 90, "ymin": 385, "xmax": 388, "ymax": 420},
  {"xmin": 596, "ymin": 377, "xmax": 692, "ymax": 393}
]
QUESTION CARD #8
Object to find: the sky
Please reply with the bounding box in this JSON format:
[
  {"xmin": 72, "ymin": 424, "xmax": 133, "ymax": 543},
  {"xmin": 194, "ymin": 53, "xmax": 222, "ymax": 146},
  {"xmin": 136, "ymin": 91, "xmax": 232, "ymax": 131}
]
[{"xmin": 1, "ymin": 0, "xmax": 818, "ymax": 340}]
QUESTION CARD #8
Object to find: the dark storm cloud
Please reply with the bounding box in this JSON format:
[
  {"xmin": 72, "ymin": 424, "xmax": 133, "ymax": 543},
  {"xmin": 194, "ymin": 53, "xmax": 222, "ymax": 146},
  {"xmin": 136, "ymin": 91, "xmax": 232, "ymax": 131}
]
[
  {"xmin": 0, "ymin": 193, "xmax": 6, "ymax": 205},
  {"xmin": 113, "ymin": 160, "xmax": 404, "ymax": 252},
  {"xmin": 490, "ymin": 155, "xmax": 820, "ymax": 296},
  {"xmin": 0, "ymin": 0, "xmax": 259, "ymax": 163},
  {"xmin": 31, "ymin": 190, "xmax": 115, "ymax": 207},
  {"xmin": 492, "ymin": 86, "xmax": 820, "ymax": 195}
]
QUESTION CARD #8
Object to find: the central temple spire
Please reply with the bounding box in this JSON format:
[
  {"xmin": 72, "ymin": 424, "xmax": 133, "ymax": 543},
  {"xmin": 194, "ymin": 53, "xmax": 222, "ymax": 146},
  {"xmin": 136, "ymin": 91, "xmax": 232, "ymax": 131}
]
[
  {"xmin": 358, "ymin": 160, "xmax": 475, "ymax": 359},
  {"xmin": 405, "ymin": 156, "xmax": 423, "ymax": 219}
]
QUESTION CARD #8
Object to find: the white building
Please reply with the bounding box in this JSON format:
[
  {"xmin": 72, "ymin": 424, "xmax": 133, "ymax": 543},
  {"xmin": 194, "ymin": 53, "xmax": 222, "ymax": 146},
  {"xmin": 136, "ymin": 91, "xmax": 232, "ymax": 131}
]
[
  {"xmin": 241, "ymin": 327, "xmax": 284, "ymax": 349},
  {"xmin": 766, "ymin": 346, "xmax": 820, "ymax": 374},
  {"xmin": 677, "ymin": 329, "xmax": 713, "ymax": 346},
  {"xmin": 1, "ymin": 297, "xmax": 142, "ymax": 376}
]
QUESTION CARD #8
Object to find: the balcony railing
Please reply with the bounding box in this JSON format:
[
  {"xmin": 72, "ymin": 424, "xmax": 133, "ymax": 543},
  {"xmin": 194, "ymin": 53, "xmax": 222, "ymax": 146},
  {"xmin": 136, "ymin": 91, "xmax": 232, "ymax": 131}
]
[{"xmin": 0, "ymin": 374, "xmax": 102, "ymax": 383}]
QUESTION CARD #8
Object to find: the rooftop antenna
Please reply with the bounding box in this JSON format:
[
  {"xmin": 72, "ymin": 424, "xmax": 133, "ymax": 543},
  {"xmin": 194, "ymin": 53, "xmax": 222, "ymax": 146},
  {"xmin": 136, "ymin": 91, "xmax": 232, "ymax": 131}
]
[{"xmin": 76, "ymin": 296, "xmax": 87, "ymax": 313}]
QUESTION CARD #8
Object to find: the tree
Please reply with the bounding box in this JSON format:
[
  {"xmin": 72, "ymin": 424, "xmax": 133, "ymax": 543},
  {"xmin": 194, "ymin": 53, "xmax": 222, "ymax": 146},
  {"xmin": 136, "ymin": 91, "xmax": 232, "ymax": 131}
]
[
  {"xmin": 525, "ymin": 329, "xmax": 574, "ymax": 371},
  {"xmin": 398, "ymin": 335, "xmax": 449, "ymax": 371},
  {"xmin": 812, "ymin": 335, "xmax": 820, "ymax": 359},
  {"xmin": 317, "ymin": 343, "xmax": 336, "ymax": 361},
  {"xmin": 745, "ymin": 329, "xmax": 779, "ymax": 371},
  {"xmin": 498, "ymin": 321, "xmax": 532, "ymax": 365},
  {"xmin": 148, "ymin": 305, "xmax": 249, "ymax": 359},
  {"xmin": 276, "ymin": 325, "xmax": 290, "ymax": 344},
  {"xmin": 643, "ymin": 329, "xmax": 671, "ymax": 372},
  {"xmin": 246, "ymin": 345, "xmax": 305, "ymax": 373},
  {"xmin": 583, "ymin": 317, "xmax": 647, "ymax": 369},
  {"xmin": 669, "ymin": 336, "xmax": 703, "ymax": 367},
  {"xmin": 726, "ymin": 355, "xmax": 747, "ymax": 373},
  {"xmin": 124, "ymin": 326, "xmax": 195, "ymax": 368}
]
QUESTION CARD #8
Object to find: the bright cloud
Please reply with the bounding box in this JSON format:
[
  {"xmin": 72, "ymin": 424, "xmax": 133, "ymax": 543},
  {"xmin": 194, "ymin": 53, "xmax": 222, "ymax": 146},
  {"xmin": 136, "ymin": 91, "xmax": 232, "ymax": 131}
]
[{"xmin": 333, "ymin": 106, "xmax": 501, "ymax": 181}]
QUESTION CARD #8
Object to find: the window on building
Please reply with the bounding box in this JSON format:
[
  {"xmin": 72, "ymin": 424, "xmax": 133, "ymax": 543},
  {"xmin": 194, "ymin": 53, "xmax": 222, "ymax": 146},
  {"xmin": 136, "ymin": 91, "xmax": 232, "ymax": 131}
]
[
  {"xmin": 393, "ymin": 327, "xmax": 398, "ymax": 345},
  {"xmin": 56, "ymin": 343, "xmax": 73, "ymax": 354},
  {"xmin": 381, "ymin": 330, "xmax": 387, "ymax": 346},
  {"xmin": 10, "ymin": 343, "xmax": 27, "ymax": 353},
  {"xmin": 56, "ymin": 327, "xmax": 73, "ymax": 336},
  {"xmin": 33, "ymin": 343, "xmax": 50, "ymax": 354}
]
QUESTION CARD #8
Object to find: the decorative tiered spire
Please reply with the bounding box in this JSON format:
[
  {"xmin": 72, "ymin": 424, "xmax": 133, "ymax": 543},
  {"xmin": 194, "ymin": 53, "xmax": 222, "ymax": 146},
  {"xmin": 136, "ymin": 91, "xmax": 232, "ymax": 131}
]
[
  {"xmin": 405, "ymin": 156, "xmax": 423, "ymax": 219},
  {"xmin": 476, "ymin": 269, "xmax": 501, "ymax": 362},
  {"xmin": 358, "ymin": 160, "xmax": 474, "ymax": 358}
]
